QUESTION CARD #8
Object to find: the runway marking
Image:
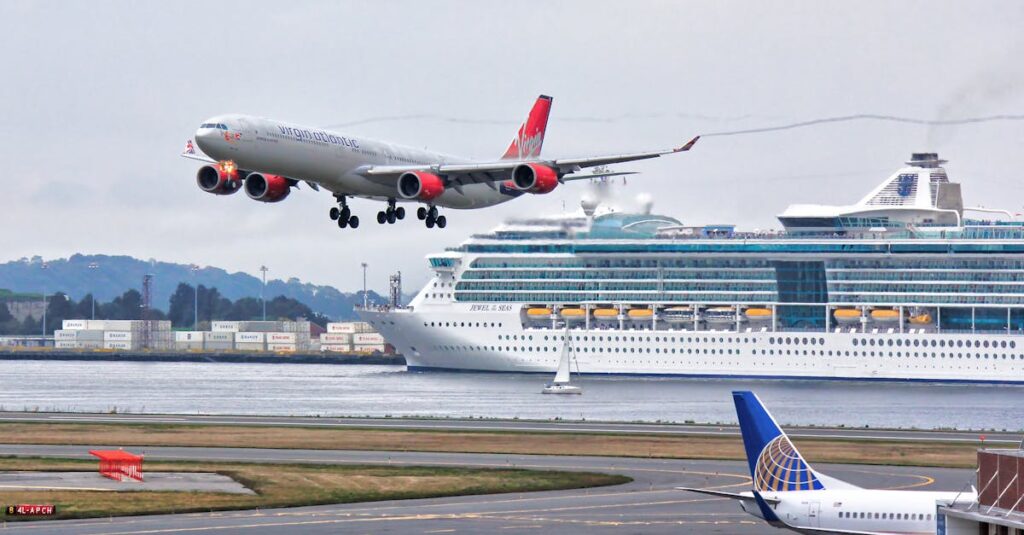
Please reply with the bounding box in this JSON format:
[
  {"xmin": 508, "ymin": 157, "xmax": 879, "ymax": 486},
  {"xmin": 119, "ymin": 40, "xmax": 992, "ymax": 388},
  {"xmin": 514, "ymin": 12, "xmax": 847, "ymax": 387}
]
[
  {"xmin": 424, "ymin": 529, "xmax": 455, "ymax": 533},
  {"xmin": 838, "ymin": 467, "xmax": 937, "ymax": 490}
]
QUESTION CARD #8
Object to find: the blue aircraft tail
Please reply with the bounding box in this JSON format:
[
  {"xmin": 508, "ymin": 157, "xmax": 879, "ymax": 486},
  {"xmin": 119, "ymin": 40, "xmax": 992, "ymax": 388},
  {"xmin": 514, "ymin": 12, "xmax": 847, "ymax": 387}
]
[{"xmin": 733, "ymin": 391, "xmax": 825, "ymax": 492}]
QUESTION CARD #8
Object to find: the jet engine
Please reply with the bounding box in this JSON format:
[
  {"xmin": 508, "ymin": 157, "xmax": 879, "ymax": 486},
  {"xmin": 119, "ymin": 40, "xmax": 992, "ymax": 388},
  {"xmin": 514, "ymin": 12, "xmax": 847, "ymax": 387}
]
[
  {"xmin": 398, "ymin": 171, "xmax": 445, "ymax": 201},
  {"xmin": 244, "ymin": 173, "xmax": 292, "ymax": 203},
  {"xmin": 196, "ymin": 162, "xmax": 242, "ymax": 195},
  {"xmin": 512, "ymin": 163, "xmax": 559, "ymax": 194}
]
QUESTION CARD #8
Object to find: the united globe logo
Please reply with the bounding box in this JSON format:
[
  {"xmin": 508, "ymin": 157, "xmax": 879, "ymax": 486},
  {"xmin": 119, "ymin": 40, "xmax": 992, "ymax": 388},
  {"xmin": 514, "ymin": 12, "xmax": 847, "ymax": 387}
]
[{"xmin": 753, "ymin": 435, "xmax": 823, "ymax": 492}]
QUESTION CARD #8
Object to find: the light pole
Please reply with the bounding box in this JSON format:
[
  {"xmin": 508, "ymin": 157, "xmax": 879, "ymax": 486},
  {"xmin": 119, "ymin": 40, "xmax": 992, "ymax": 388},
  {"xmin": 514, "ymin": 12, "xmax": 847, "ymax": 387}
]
[
  {"xmin": 40, "ymin": 262, "xmax": 48, "ymax": 339},
  {"xmin": 260, "ymin": 265, "xmax": 269, "ymax": 321},
  {"xmin": 361, "ymin": 263, "xmax": 368, "ymax": 309},
  {"xmin": 190, "ymin": 264, "xmax": 199, "ymax": 330},
  {"xmin": 87, "ymin": 262, "xmax": 99, "ymax": 320}
]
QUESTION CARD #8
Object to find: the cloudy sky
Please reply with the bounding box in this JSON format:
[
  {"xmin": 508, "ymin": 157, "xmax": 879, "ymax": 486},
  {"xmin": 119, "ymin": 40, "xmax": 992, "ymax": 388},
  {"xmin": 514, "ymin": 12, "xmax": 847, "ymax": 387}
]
[{"xmin": 2, "ymin": 1, "xmax": 1023, "ymax": 293}]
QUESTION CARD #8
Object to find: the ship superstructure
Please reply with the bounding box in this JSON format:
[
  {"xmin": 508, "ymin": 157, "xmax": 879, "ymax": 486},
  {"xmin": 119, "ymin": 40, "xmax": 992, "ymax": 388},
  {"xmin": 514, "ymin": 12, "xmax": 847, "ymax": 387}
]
[{"xmin": 358, "ymin": 154, "xmax": 1024, "ymax": 383}]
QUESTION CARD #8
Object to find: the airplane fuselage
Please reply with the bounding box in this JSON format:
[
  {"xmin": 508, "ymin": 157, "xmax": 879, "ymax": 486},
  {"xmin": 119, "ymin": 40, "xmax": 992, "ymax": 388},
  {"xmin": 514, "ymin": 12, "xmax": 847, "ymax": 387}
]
[
  {"xmin": 194, "ymin": 114, "xmax": 512, "ymax": 209},
  {"xmin": 744, "ymin": 488, "xmax": 971, "ymax": 534}
]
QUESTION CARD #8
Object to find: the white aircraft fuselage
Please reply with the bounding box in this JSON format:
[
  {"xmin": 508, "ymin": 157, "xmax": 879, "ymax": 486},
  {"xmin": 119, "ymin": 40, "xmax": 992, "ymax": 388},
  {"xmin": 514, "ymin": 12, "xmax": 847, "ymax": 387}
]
[
  {"xmin": 746, "ymin": 488, "xmax": 969, "ymax": 534},
  {"xmin": 194, "ymin": 114, "xmax": 505, "ymax": 209}
]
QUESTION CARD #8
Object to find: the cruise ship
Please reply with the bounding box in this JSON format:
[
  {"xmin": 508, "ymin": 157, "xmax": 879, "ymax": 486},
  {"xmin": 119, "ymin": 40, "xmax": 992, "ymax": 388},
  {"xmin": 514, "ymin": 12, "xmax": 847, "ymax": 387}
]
[{"xmin": 359, "ymin": 153, "xmax": 1024, "ymax": 383}]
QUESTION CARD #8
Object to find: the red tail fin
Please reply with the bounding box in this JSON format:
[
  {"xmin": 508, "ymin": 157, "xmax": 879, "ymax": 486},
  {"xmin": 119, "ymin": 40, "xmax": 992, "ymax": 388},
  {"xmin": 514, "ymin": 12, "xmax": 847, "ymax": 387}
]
[{"xmin": 501, "ymin": 95, "xmax": 552, "ymax": 160}]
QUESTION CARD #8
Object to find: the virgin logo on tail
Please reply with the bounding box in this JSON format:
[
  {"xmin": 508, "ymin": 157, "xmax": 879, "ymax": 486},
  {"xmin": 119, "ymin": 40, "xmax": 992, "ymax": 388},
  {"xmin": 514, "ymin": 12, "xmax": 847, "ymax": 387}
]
[{"xmin": 501, "ymin": 95, "xmax": 552, "ymax": 160}]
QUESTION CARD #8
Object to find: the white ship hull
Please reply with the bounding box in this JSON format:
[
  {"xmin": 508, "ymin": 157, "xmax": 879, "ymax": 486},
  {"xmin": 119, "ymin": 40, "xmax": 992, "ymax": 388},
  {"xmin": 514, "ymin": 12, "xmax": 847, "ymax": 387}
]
[{"xmin": 358, "ymin": 304, "xmax": 1024, "ymax": 384}]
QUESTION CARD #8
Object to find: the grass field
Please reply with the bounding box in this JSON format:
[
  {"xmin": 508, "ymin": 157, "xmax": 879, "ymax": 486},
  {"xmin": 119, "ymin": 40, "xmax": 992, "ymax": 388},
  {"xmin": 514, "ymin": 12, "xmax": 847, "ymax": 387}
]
[
  {"xmin": 0, "ymin": 457, "xmax": 629, "ymax": 521},
  {"xmin": 0, "ymin": 422, "xmax": 981, "ymax": 468}
]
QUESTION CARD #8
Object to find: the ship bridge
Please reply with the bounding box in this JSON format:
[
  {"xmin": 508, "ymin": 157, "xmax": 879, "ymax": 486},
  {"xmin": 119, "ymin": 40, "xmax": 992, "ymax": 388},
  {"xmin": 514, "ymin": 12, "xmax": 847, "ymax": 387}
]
[{"xmin": 777, "ymin": 153, "xmax": 968, "ymax": 233}]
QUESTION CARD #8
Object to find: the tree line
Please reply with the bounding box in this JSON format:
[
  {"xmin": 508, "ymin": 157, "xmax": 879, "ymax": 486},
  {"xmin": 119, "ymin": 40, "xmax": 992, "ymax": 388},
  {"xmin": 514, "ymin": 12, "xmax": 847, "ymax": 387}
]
[{"xmin": 0, "ymin": 283, "xmax": 329, "ymax": 335}]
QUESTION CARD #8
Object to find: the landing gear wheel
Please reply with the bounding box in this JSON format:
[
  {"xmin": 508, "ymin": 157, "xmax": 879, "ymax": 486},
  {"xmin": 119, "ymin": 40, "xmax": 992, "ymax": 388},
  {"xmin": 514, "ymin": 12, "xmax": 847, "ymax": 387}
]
[
  {"xmin": 417, "ymin": 207, "xmax": 427, "ymax": 220},
  {"xmin": 386, "ymin": 210, "xmax": 397, "ymax": 224},
  {"xmin": 348, "ymin": 215, "xmax": 359, "ymax": 228},
  {"xmin": 435, "ymin": 215, "xmax": 447, "ymax": 229},
  {"xmin": 329, "ymin": 207, "xmax": 340, "ymax": 221},
  {"xmin": 337, "ymin": 216, "xmax": 348, "ymax": 228},
  {"xmin": 428, "ymin": 206, "xmax": 438, "ymax": 220},
  {"xmin": 425, "ymin": 216, "xmax": 435, "ymax": 229},
  {"xmin": 395, "ymin": 207, "xmax": 406, "ymax": 220},
  {"xmin": 377, "ymin": 211, "xmax": 387, "ymax": 224},
  {"xmin": 340, "ymin": 206, "xmax": 351, "ymax": 221}
]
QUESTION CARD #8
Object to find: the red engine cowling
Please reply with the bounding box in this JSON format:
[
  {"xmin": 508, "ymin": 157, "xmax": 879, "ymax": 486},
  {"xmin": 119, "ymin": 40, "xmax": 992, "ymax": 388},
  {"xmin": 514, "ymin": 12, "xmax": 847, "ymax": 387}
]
[
  {"xmin": 196, "ymin": 162, "xmax": 242, "ymax": 195},
  {"xmin": 244, "ymin": 173, "xmax": 291, "ymax": 203},
  {"xmin": 512, "ymin": 163, "xmax": 559, "ymax": 194},
  {"xmin": 398, "ymin": 171, "xmax": 445, "ymax": 201}
]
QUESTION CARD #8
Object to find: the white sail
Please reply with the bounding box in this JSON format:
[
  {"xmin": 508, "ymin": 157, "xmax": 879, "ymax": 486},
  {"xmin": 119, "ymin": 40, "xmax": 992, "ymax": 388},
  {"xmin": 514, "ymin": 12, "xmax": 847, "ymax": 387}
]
[{"xmin": 553, "ymin": 336, "xmax": 572, "ymax": 384}]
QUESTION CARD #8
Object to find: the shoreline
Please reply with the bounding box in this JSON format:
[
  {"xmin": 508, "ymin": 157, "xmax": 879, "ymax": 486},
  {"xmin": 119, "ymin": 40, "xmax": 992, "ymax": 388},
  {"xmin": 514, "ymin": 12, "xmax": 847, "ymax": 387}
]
[{"xmin": 0, "ymin": 350, "xmax": 405, "ymax": 365}]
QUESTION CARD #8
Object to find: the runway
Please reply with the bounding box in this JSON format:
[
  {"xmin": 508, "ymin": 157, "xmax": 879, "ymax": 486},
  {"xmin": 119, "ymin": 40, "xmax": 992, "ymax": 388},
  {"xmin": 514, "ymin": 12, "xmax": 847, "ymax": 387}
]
[
  {"xmin": 0, "ymin": 444, "xmax": 972, "ymax": 534},
  {"xmin": 0, "ymin": 410, "xmax": 1016, "ymax": 444}
]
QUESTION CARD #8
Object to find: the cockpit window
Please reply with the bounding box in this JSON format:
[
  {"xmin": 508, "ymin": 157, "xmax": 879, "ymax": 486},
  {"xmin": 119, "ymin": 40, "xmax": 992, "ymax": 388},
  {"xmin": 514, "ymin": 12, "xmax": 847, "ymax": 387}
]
[
  {"xmin": 219, "ymin": 124, "xmax": 228, "ymax": 130},
  {"xmin": 199, "ymin": 123, "xmax": 229, "ymax": 130}
]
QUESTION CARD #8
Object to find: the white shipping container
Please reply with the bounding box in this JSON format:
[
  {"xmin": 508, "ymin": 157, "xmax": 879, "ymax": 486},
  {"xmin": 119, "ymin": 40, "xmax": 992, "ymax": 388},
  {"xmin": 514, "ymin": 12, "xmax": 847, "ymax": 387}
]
[
  {"xmin": 354, "ymin": 343, "xmax": 387, "ymax": 353},
  {"xmin": 320, "ymin": 333, "xmax": 351, "ymax": 344},
  {"xmin": 204, "ymin": 341, "xmax": 233, "ymax": 351},
  {"xmin": 234, "ymin": 342, "xmax": 266, "ymax": 351},
  {"xmin": 174, "ymin": 331, "xmax": 206, "ymax": 342},
  {"xmin": 267, "ymin": 343, "xmax": 296, "ymax": 352},
  {"xmin": 54, "ymin": 330, "xmax": 78, "ymax": 341},
  {"xmin": 212, "ymin": 321, "xmax": 241, "ymax": 332},
  {"xmin": 353, "ymin": 333, "xmax": 385, "ymax": 345},
  {"xmin": 241, "ymin": 321, "xmax": 282, "ymax": 332},
  {"xmin": 55, "ymin": 341, "xmax": 79, "ymax": 349},
  {"xmin": 236, "ymin": 331, "xmax": 261, "ymax": 343},
  {"xmin": 74, "ymin": 330, "xmax": 105, "ymax": 341},
  {"xmin": 321, "ymin": 344, "xmax": 352, "ymax": 352},
  {"xmin": 62, "ymin": 319, "xmax": 87, "ymax": 330},
  {"xmin": 78, "ymin": 341, "xmax": 103, "ymax": 349},
  {"xmin": 99, "ymin": 320, "xmax": 136, "ymax": 331},
  {"xmin": 205, "ymin": 332, "xmax": 233, "ymax": 342},
  {"xmin": 267, "ymin": 332, "xmax": 296, "ymax": 343},
  {"xmin": 235, "ymin": 332, "xmax": 265, "ymax": 343},
  {"xmin": 104, "ymin": 331, "xmax": 133, "ymax": 341},
  {"xmin": 104, "ymin": 341, "xmax": 138, "ymax": 350},
  {"xmin": 326, "ymin": 322, "xmax": 372, "ymax": 334}
]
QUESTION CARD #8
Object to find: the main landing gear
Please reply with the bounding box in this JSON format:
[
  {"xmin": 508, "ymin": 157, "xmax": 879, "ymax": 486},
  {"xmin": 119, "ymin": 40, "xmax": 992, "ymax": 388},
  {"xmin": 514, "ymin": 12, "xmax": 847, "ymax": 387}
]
[
  {"xmin": 417, "ymin": 205, "xmax": 447, "ymax": 229},
  {"xmin": 376, "ymin": 199, "xmax": 406, "ymax": 225},
  {"xmin": 329, "ymin": 195, "xmax": 359, "ymax": 229}
]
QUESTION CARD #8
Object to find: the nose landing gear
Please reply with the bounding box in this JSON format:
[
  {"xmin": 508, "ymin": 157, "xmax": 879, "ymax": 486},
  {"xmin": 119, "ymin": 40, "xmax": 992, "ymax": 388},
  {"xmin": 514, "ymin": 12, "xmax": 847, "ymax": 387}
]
[
  {"xmin": 329, "ymin": 195, "xmax": 359, "ymax": 229},
  {"xmin": 419, "ymin": 205, "xmax": 446, "ymax": 229},
  {"xmin": 377, "ymin": 199, "xmax": 406, "ymax": 225}
]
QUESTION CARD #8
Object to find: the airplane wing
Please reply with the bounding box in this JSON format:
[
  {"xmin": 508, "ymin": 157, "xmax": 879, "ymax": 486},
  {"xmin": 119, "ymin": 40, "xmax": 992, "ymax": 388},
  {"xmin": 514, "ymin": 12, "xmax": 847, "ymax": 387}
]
[{"xmin": 359, "ymin": 136, "xmax": 699, "ymax": 186}]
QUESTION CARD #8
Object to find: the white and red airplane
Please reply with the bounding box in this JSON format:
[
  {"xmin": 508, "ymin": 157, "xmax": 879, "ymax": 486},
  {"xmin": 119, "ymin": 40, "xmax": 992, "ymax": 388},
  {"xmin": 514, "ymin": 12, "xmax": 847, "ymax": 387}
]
[{"xmin": 181, "ymin": 95, "xmax": 698, "ymax": 229}]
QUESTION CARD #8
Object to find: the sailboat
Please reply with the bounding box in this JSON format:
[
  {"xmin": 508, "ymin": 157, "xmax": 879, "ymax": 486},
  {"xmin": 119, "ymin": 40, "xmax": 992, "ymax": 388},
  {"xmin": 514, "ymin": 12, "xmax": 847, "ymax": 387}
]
[{"xmin": 542, "ymin": 330, "xmax": 583, "ymax": 395}]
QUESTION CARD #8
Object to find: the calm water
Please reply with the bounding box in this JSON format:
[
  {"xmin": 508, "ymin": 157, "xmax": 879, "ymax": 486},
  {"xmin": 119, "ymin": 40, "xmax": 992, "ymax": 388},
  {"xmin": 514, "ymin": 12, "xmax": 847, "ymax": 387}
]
[{"xmin": 1, "ymin": 361, "xmax": 1021, "ymax": 430}]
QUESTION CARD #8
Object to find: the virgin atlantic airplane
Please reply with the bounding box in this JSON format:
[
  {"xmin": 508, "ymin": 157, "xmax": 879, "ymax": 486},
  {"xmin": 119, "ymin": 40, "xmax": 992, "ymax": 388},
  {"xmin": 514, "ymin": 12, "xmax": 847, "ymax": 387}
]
[{"xmin": 182, "ymin": 95, "xmax": 698, "ymax": 229}]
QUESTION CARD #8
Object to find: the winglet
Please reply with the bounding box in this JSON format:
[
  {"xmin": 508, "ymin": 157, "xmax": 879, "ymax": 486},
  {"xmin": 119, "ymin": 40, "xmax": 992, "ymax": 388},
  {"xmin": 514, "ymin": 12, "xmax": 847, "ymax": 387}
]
[{"xmin": 674, "ymin": 136, "xmax": 700, "ymax": 152}]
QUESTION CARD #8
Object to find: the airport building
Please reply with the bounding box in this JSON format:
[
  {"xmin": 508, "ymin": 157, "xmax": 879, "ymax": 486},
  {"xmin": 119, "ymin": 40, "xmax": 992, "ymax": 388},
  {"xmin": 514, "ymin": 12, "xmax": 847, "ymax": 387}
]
[{"xmin": 939, "ymin": 449, "xmax": 1024, "ymax": 534}]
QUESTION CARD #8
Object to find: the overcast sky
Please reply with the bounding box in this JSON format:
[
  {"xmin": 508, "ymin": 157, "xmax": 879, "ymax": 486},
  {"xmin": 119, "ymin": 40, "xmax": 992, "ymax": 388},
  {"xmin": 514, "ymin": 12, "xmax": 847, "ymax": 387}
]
[{"xmin": 2, "ymin": 1, "xmax": 1023, "ymax": 293}]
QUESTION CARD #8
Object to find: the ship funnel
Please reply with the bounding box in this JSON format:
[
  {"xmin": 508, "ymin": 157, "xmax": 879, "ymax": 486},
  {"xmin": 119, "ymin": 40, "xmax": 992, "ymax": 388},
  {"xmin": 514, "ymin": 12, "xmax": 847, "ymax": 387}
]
[{"xmin": 906, "ymin": 152, "xmax": 948, "ymax": 168}]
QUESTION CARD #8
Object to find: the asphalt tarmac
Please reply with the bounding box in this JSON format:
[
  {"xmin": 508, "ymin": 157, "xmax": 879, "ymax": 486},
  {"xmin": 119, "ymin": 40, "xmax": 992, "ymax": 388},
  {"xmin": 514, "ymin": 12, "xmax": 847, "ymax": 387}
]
[
  {"xmin": 0, "ymin": 445, "xmax": 973, "ymax": 534},
  {"xmin": 0, "ymin": 411, "xmax": 1017, "ymax": 444}
]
